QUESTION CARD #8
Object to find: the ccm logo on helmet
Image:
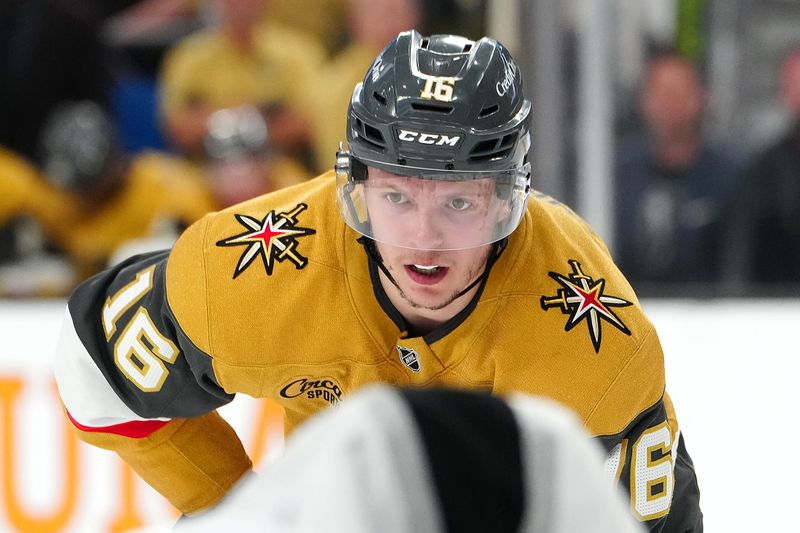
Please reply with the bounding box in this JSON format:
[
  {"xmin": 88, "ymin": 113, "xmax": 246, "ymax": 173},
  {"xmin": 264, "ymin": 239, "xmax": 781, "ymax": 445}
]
[{"xmin": 397, "ymin": 129, "xmax": 461, "ymax": 147}]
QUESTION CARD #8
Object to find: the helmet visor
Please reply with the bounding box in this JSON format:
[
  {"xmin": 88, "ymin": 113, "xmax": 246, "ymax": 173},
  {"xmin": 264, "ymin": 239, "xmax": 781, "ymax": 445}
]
[{"xmin": 337, "ymin": 161, "xmax": 530, "ymax": 251}]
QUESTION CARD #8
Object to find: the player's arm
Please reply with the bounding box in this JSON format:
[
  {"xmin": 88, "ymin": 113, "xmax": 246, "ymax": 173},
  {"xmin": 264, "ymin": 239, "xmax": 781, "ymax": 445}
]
[
  {"xmin": 54, "ymin": 246, "xmax": 251, "ymax": 515},
  {"xmin": 592, "ymin": 329, "xmax": 703, "ymax": 532},
  {"xmin": 598, "ymin": 394, "xmax": 702, "ymax": 532}
]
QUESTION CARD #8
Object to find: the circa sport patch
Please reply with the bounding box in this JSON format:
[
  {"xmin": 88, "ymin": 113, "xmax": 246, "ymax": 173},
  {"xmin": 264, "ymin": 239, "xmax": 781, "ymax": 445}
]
[
  {"xmin": 279, "ymin": 376, "xmax": 343, "ymax": 407},
  {"xmin": 540, "ymin": 259, "xmax": 632, "ymax": 353},
  {"xmin": 216, "ymin": 203, "xmax": 316, "ymax": 278}
]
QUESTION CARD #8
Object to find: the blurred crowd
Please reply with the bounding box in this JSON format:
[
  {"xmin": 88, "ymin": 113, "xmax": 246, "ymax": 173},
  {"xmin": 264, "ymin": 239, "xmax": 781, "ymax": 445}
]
[
  {"xmin": 615, "ymin": 46, "xmax": 800, "ymax": 296},
  {"xmin": 1, "ymin": 0, "xmax": 798, "ymax": 298}
]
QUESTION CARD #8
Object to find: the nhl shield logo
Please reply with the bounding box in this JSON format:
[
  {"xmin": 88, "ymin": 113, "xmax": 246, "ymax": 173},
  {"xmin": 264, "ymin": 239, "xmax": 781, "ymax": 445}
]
[{"xmin": 397, "ymin": 345, "xmax": 421, "ymax": 373}]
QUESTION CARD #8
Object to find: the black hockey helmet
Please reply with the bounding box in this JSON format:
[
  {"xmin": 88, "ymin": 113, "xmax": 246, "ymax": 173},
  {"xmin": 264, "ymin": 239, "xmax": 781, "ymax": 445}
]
[
  {"xmin": 336, "ymin": 30, "xmax": 532, "ymax": 251},
  {"xmin": 39, "ymin": 100, "xmax": 123, "ymax": 194}
]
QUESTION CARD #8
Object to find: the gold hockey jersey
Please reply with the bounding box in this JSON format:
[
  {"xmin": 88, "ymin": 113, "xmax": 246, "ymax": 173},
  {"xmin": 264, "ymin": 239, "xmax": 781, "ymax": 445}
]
[{"xmin": 55, "ymin": 172, "xmax": 702, "ymax": 530}]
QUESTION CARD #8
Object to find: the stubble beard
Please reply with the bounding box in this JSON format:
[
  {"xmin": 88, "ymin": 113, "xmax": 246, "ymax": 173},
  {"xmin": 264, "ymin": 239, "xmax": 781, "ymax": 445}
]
[
  {"xmin": 393, "ymin": 256, "xmax": 489, "ymax": 312},
  {"xmin": 397, "ymin": 285, "xmax": 463, "ymax": 311}
]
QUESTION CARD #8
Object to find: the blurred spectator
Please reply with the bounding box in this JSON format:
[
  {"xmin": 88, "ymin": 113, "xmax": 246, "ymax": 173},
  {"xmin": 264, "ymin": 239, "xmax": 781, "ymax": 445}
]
[
  {"xmin": 158, "ymin": 0, "xmax": 324, "ymax": 166},
  {"xmin": 614, "ymin": 52, "xmax": 742, "ymax": 289},
  {"xmin": 175, "ymin": 386, "xmax": 643, "ymax": 533},
  {"xmin": 308, "ymin": 0, "xmax": 421, "ymax": 171},
  {"xmin": 39, "ymin": 100, "xmax": 216, "ymax": 278},
  {"xmin": 723, "ymin": 48, "xmax": 800, "ymax": 288},
  {"xmin": 0, "ymin": 145, "xmax": 76, "ymax": 297},
  {"xmin": 203, "ymin": 105, "xmax": 309, "ymax": 207},
  {"xmin": 268, "ymin": 0, "xmax": 348, "ymax": 55}
]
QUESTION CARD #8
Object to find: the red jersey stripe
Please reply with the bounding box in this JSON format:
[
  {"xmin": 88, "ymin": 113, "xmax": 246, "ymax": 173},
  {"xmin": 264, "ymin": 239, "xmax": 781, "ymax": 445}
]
[{"xmin": 65, "ymin": 409, "xmax": 170, "ymax": 438}]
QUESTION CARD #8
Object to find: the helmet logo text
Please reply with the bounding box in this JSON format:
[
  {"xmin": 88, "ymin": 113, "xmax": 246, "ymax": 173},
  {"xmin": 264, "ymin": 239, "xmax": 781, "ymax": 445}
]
[
  {"xmin": 496, "ymin": 55, "xmax": 518, "ymax": 97},
  {"xmin": 398, "ymin": 129, "xmax": 461, "ymax": 147},
  {"xmin": 419, "ymin": 77, "xmax": 455, "ymax": 102}
]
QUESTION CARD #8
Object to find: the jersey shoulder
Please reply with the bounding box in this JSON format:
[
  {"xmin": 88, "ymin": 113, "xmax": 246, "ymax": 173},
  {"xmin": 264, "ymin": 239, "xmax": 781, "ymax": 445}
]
[
  {"xmin": 503, "ymin": 191, "xmax": 634, "ymax": 309},
  {"xmin": 165, "ymin": 172, "xmax": 341, "ymax": 357},
  {"xmin": 528, "ymin": 191, "xmax": 611, "ymax": 255},
  {"xmin": 486, "ymin": 191, "xmax": 662, "ymax": 435}
]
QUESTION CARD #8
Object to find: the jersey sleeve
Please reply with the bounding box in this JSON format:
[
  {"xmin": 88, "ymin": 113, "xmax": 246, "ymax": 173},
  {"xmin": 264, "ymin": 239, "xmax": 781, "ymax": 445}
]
[
  {"xmin": 594, "ymin": 329, "xmax": 703, "ymax": 532},
  {"xmin": 54, "ymin": 242, "xmax": 252, "ymax": 514}
]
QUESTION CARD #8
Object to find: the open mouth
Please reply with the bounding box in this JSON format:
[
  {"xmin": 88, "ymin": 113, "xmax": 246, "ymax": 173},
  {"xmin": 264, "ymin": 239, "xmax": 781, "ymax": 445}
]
[
  {"xmin": 404, "ymin": 264, "xmax": 449, "ymax": 285},
  {"xmin": 410, "ymin": 264, "xmax": 442, "ymax": 274}
]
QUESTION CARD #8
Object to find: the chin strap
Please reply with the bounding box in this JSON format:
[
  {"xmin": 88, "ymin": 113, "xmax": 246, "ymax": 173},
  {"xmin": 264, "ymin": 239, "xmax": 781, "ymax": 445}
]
[
  {"xmin": 357, "ymin": 237, "xmax": 508, "ymax": 301},
  {"xmin": 357, "ymin": 236, "xmax": 401, "ymax": 289}
]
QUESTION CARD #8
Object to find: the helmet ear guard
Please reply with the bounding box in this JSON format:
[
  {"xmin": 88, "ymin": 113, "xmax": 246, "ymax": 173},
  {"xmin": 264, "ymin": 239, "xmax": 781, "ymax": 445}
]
[
  {"xmin": 335, "ymin": 145, "xmax": 369, "ymax": 224},
  {"xmin": 335, "ymin": 144, "xmax": 368, "ymax": 183}
]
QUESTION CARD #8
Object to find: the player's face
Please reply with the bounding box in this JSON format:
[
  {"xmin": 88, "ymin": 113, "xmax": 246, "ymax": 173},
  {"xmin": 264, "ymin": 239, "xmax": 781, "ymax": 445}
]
[
  {"xmin": 363, "ymin": 168, "xmax": 495, "ymax": 310},
  {"xmin": 363, "ymin": 168, "xmax": 505, "ymax": 251}
]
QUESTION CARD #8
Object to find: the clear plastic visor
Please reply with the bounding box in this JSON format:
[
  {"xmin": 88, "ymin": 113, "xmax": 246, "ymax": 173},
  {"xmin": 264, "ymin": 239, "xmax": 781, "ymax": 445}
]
[{"xmin": 336, "ymin": 163, "xmax": 530, "ymax": 251}]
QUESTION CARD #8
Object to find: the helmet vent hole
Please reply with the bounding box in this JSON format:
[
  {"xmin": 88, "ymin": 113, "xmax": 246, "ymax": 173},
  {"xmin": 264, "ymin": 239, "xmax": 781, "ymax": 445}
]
[
  {"xmin": 462, "ymin": 43, "xmax": 472, "ymax": 53},
  {"xmin": 479, "ymin": 104, "xmax": 499, "ymax": 118},
  {"xmin": 372, "ymin": 91, "xmax": 387, "ymax": 106},
  {"xmin": 470, "ymin": 139, "xmax": 499, "ymax": 155},
  {"xmin": 410, "ymin": 102, "xmax": 453, "ymax": 114},
  {"xmin": 363, "ymin": 123, "xmax": 386, "ymax": 146},
  {"xmin": 468, "ymin": 134, "xmax": 517, "ymax": 163},
  {"xmin": 499, "ymin": 132, "xmax": 518, "ymax": 149},
  {"xmin": 352, "ymin": 117, "xmax": 386, "ymax": 150},
  {"xmin": 421, "ymin": 38, "xmax": 430, "ymax": 49}
]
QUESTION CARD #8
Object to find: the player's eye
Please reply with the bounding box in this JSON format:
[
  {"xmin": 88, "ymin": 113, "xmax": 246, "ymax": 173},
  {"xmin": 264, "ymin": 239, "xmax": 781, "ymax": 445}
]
[
  {"xmin": 448, "ymin": 197, "xmax": 472, "ymax": 211},
  {"xmin": 385, "ymin": 191, "xmax": 407, "ymax": 204}
]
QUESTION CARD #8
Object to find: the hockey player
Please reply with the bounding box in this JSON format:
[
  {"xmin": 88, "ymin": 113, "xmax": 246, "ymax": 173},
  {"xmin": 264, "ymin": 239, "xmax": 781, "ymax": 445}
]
[{"xmin": 54, "ymin": 31, "xmax": 702, "ymax": 530}]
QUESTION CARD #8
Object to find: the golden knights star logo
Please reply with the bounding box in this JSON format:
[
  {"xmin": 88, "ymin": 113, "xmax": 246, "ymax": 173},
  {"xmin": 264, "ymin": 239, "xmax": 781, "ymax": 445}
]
[
  {"xmin": 216, "ymin": 203, "xmax": 316, "ymax": 278},
  {"xmin": 540, "ymin": 260, "xmax": 632, "ymax": 353}
]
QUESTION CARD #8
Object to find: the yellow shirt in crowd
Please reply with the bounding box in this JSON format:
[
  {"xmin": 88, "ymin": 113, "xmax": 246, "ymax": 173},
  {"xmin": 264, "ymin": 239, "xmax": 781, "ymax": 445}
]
[
  {"xmin": 47, "ymin": 152, "xmax": 216, "ymax": 276},
  {"xmin": 160, "ymin": 23, "xmax": 324, "ymax": 120}
]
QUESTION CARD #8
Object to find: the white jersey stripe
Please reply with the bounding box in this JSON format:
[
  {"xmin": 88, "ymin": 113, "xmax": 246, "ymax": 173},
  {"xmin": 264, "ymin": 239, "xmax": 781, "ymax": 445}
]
[{"xmin": 53, "ymin": 306, "xmax": 171, "ymax": 428}]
